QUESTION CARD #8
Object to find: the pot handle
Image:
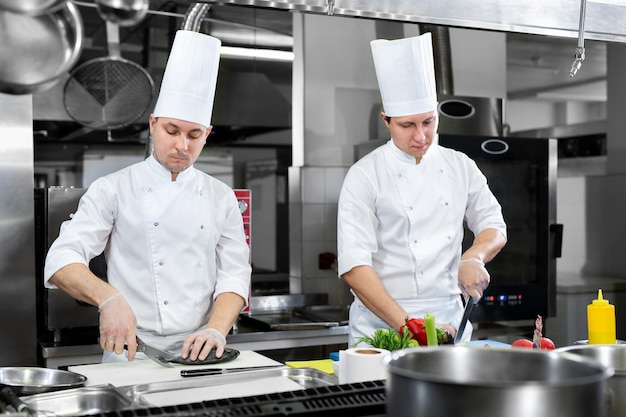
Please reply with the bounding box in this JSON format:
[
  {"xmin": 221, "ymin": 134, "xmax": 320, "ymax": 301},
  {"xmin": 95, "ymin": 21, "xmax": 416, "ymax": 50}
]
[{"xmin": 0, "ymin": 384, "xmax": 29, "ymax": 413}]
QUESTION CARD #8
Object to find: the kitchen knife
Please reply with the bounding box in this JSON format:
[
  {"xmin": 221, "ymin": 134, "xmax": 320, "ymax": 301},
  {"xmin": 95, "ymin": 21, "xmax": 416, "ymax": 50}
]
[
  {"xmin": 454, "ymin": 295, "xmax": 479, "ymax": 345},
  {"xmin": 180, "ymin": 365, "xmax": 286, "ymax": 377},
  {"xmin": 131, "ymin": 337, "xmax": 176, "ymax": 368}
]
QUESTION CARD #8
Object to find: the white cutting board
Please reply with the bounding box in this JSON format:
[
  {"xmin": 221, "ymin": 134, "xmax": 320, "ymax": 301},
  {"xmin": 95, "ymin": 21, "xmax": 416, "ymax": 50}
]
[{"xmin": 69, "ymin": 350, "xmax": 283, "ymax": 387}]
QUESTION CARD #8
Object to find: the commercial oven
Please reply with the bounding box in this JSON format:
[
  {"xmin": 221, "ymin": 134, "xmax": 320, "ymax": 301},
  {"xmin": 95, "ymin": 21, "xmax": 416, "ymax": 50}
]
[
  {"xmin": 438, "ymin": 134, "xmax": 560, "ymax": 322},
  {"xmin": 34, "ymin": 186, "xmax": 103, "ymax": 344}
]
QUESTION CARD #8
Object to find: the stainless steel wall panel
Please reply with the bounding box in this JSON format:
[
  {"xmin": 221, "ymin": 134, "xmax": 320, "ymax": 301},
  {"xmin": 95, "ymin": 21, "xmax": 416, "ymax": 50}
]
[{"xmin": 0, "ymin": 93, "xmax": 37, "ymax": 365}]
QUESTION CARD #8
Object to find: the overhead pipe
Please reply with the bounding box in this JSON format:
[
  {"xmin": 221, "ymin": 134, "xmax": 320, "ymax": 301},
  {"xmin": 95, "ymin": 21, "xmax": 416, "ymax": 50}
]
[
  {"xmin": 421, "ymin": 24, "xmax": 454, "ymax": 96},
  {"xmin": 181, "ymin": 2, "xmax": 211, "ymax": 32}
]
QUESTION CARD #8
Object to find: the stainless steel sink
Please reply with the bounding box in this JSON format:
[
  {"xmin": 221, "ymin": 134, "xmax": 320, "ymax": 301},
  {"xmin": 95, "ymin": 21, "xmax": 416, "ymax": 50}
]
[{"xmin": 22, "ymin": 384, "xmax": 136, "ymax": 416}]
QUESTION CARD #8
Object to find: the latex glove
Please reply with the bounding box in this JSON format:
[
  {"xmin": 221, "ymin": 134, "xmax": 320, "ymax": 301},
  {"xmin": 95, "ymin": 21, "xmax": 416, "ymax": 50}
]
[
  {"xmin": 181, "ymin": 327, "xmax": 226, "ymax": 361},
  {"xmin": 98, "ymin": 293, "xmax": 137, "ymax": 361},
  {"xmin": 437, "ymin": 322, "xmax": 457, "ymax": 342},
  {"xmin": 458, "ymin": 258, "xmax": 490, "ymax": 301}
]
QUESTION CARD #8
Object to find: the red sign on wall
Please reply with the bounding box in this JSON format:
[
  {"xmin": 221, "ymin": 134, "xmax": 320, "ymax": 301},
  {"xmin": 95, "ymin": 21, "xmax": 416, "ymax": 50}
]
[{"xmin": 234, "ymin": 189, "xmax": 251, "ymax": 313}]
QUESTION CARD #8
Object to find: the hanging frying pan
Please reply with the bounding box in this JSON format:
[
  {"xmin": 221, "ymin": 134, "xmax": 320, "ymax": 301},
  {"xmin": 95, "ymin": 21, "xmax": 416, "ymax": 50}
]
[
  {"xmin": 0, "ymin": 1, "xmax": 83, "ymax": 95},
  {"xmin": 94, "ymin": 0, "xmax": 149, "ymax": 27},
  {"xmin": 62, "ymin": 20, "xmax": 155, "ymax": 130}
]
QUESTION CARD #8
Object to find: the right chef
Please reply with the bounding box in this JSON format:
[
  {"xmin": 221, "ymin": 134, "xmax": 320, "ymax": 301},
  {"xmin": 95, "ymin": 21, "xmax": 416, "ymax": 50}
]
[{"xmin": 337, "ymin": 32, "xmax": 508, "ymax": 347}]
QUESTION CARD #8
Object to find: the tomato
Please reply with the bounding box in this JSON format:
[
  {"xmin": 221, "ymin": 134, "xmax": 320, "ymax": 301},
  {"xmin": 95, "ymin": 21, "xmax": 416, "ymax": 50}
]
[
  {"xmin": 511, "ymin": 338, "xmax": 534, "ymax": 348},
  {"xmin": 540, "ymin": 337, "xmax": 556, "ymax": 350},
  {"xmin": 511, "ymin": 337, "xmax": 556, "ymax": 350}
]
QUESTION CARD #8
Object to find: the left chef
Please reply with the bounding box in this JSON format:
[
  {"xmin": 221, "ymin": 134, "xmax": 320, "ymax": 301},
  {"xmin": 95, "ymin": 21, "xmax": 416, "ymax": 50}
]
[{"xmin": 44, "ymin": 30, "xmax": 251, "ymax": 363}]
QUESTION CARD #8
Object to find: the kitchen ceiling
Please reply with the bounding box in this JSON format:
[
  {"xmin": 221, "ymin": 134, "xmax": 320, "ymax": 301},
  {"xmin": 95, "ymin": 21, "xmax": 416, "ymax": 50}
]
[
  {"xmin": 33, "ymin": 0, "xmax": 609, "ymax": 147},
  {"xmin": 73, "ymin": 0, "xmax": 607, "ymax": 101},
  {"xmin": 506, "ymin": 32, "xmax": 606, "ymax": 103}
]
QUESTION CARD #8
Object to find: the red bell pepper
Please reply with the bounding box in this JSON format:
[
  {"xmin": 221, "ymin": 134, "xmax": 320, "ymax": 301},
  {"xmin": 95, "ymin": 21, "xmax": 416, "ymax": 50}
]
[
  {"xmin": 399, "ymin": 317, "xmax": 455, "ymax": 346},
  {"xmin": 400, "ymin": 317, "xmax": 427, "ymax": 346}
]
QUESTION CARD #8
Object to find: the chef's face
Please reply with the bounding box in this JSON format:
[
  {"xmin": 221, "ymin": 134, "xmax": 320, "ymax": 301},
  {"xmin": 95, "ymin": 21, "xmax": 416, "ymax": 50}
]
[
  {"xmin": 149, "ymin": 115, "xmax": 211, "ymax": 180},
  {"xmin": 382, "ymin": 111, "xmax": 439, "ymax": 164}
]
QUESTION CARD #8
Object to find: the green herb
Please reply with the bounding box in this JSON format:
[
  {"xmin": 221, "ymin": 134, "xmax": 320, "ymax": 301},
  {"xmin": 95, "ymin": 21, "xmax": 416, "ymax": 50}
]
[{"xmin": 355, "ymin": 327, "xmax": 418, "ymax": 351}]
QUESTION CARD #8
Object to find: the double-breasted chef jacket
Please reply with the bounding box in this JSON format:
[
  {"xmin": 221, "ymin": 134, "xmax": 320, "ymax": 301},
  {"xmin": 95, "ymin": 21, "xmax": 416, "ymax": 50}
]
[
  {"xmin": 44, "ymin": 155, "xmax": 251, "ymax": 352},
  {"xmin": 337, "ymin": 138, "xmax": 507, "ymax": 346}
]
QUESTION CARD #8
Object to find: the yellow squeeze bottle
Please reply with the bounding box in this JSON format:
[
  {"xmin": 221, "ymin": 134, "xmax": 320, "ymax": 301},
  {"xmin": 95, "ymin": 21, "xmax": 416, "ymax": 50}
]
[{"xmin": 587, "ymin": 289, "xmax": 616, "ymax": 344}]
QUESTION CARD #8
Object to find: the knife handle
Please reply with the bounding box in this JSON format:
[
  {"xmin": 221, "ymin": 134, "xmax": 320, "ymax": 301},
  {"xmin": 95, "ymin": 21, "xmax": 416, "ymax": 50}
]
[
  {"xmin": 180, "ymin": 369, "xmax": 223, "ymax": 377},
  {"xmin": 0, "ymin": 385, "xmax": 28, "ymax": 413}
]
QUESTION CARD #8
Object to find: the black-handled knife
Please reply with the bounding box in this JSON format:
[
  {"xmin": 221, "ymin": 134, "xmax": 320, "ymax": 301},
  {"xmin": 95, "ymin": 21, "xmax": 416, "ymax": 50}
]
[
  {"xmin": 180, "ymin": 365, "xmax": 285, "ymax": 377},
  {"xmin": 454, "ymin": 295, "xmax": 479, "ymax": 345}
]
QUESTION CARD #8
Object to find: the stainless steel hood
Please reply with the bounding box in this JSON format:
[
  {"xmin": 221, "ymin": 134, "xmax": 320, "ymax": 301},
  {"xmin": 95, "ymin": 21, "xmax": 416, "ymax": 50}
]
[{"xmin": 198, "ymin": 0, "xmax": 626, "ymax": 43}]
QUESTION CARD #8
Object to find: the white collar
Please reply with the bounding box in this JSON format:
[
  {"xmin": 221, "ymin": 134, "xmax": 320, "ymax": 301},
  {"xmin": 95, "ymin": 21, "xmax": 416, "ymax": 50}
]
[
  {"xmin": 387, "ymin": 137, "xmax": 438, "ymax": 165},
  {"xmin": 145, "ymin": 154, "xmax": 194, "ymax": 183}
]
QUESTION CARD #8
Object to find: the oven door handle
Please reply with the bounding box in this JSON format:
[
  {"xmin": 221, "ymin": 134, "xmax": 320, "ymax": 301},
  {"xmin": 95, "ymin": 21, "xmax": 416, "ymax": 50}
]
[{"xmin": 550, "ymin": 223, "xmax": 564, "ymax": 258}]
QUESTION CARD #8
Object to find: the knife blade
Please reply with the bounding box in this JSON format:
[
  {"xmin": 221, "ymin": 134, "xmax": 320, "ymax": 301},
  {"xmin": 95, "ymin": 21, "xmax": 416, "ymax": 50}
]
[
  {"xmin": 454, "ymin": 295, "xmax": 478, "ymax": 345},
  {"xmin": 134, "ymin": 337, "xmax": 176, "ymax": 368},
  {"xmin": 180, "ymin": 365, "xmax": 286, "ymax": 377}
]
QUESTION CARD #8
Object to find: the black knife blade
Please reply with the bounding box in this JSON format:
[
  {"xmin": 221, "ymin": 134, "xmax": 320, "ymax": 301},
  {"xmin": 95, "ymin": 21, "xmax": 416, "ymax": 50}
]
[{"xmin": 454, "ymin": 296, "xmax": 478, "ymax": 344}]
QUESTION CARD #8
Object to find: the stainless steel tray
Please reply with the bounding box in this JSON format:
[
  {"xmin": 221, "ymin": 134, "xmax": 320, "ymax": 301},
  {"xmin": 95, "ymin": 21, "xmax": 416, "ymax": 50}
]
[
  {"xmin": 120, "ymin": 367, "xmax": 338, "ymax": 407},
  {"xmin": 22, "ymin": 384, "xmax": 136, "ymax": 416}
]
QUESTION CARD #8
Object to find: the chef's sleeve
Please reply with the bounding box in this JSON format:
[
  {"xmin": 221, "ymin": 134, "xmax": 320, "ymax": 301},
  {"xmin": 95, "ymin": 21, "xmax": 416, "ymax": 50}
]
[
  {"xmin": 213, "ymin": 191, "xmax": 252, "ymax": 306},
  {"xmin": 464, "ymin": 160, "xmax": 507, "ymax": 240},
  {"xmin": 337, "ymin": 166, "xmax": 379, "ymax": 277},
  {"xmin": 44, "ymin": 179, "xmax": 115, "ymax": 288}
]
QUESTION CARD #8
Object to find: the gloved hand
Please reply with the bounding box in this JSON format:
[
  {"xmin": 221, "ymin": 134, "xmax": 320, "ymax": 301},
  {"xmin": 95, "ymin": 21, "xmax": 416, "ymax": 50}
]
[
  {"xmin": 181, "ymin": 327, "xmax": 226, "ymax": 361},
  {"xmin": 458, "ymin": 258, "xmax": 490, "ymax": 301},
  {"xmin": 98, "ymin": 292, "xmax": 137, "ymax": 360}
]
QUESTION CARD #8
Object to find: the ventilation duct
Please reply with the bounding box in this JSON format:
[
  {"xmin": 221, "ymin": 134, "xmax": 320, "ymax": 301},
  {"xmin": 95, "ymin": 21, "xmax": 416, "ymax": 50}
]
[{"xmin": 425, "ymin": 24, "xmax": 503, "ymax": 137}]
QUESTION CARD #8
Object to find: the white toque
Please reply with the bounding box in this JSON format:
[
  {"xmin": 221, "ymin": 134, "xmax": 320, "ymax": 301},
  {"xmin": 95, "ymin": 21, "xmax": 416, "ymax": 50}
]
[
  {"xmin": 370, "ymin": 32, "xmax": 437, "ymax": 117},
  {"xmin": 153, "ymin": 30, "xmax": 221, "ymax": 128}
]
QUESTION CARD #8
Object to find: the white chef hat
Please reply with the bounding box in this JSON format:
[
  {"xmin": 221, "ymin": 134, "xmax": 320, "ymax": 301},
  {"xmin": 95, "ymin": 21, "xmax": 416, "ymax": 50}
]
[
  {"xmin": 370, "ymin": 33, "xmax": 437, "ymax": 117},
  {"xmin": 153, "ymin": 30, "xmax": 221, "ymax": 128}
]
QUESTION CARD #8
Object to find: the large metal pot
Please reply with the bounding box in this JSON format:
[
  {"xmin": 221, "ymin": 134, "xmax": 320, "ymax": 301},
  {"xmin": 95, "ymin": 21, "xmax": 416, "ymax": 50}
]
[
  {"xmin": 0, "ymin": 1, "xmax": 83, "ymax": 95},
  {"xmin": 556, "ymin": 344, "xmax": 626, "ymax": 417},
  {"xmin": 0, "ymin": 367, "xmax": 87, "ymax": 395},
  {"xmin": 386, "ymin": 346, "xmax": 614, "ymax": 417}
]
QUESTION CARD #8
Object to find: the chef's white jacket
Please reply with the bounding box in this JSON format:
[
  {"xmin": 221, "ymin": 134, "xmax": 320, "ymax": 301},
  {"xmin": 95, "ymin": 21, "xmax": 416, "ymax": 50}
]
[
  {"xmin": 44, "ymin": 156, "xmax": 251, "ymax": 350},
  {"xmin": 338, "ymin": 138, "xmax": 506, "ymax": 344}
]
